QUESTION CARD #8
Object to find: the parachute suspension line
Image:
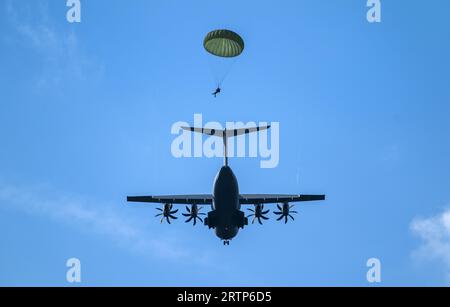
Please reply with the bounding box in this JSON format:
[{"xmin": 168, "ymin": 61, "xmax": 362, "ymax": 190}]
[
  {"xmin": 206, "ymin": 56, "xmax": 238, "ymax": 89},
  {"xmin": 217, "ymin": 57, "xmax": 238, "ymax": 87}
]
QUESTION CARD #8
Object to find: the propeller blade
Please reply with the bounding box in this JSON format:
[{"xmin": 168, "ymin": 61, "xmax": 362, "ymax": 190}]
[
  {"xmin": 261, "ymin": 215, "xmax": 269, "ymax": 220},
  {"xmin": 155, "ymin": 213, "xmax": 163, "ymax": 217},
  {"xmin": 258, "ymin": 217, "xmax": 263, "ymax": 225},
  {"xmin": 170, "ymin": 209, "xmax": 179, "ymax": 214},
  {"xmin": 193, "ymin": 218, "xmax": 197, "ymax": 226},
  {"xmin": 156, "ymin": 208, "xmax": 163, "ymax": 212},
  {"xmin": 248, "ymin": 208, "xmax": 255, "ymax": 212},
  {"xmin": 285, "ymin": 216, "xmax": 288, "ymax": 224},
  {"xmin": 274, "ymin": 211, "xmax": 282, "ymax": 215},
  {"xmin": 186, "ymin": 206, "xmax": 191, "ymax": 213},
  {"xmin": 182, "ymin": 213, "xmax": 191, "ymax": 217},
  {"xmin": 169, "ymin": 214, "xmax": 178, "ymax": 220},
  {"xmin": 277, "ymin": 215, "xmax": 284, "ymax": 221},
  {"xmin": 185, "ymin": 217, "xmax": 193, "ymax": 223},
  {"xmin": 198, "ymin": 216, "xmax": 203, "ymax": 223},
  {"xmin": 262, "ymin": 210, "xmax": 270, "ymax": 215},
  {"xmin": 277, "ymin": 204, "xmax": 282, "ymax": 211},
  {"xmin": 289, "ymin": 214, "xmax": 295, "ymax": 221}
]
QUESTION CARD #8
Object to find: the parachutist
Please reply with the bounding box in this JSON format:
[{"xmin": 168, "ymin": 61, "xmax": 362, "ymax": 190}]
[
  {"xmin": 212, "ymin": 87, "xmax": 221, "ymax": 98},
  {"xmin": 204, "ymin": 30, "xmax": 244, "ymax": 97}
]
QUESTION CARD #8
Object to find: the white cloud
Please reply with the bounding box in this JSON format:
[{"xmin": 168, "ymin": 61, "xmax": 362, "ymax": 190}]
[
  {"xmin": 0, "ymin": 182, "xmax": 213, "ymax": 264},
  {"xmin": 3, "ymin": 0, "xmax": 103, "ymax": 88},
  {"xmin": 380, "ymin": 144, "xmax": 401, "ymax": 163},
  {"xmin": 411, "ymin": 208, "xmax": 450, "ymax": 280}
]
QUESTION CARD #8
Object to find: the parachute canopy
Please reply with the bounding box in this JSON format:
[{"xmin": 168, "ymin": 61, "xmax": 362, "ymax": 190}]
[{"xmin": 203, "ymin": 29, "xmax": 244, "ymax": 58}]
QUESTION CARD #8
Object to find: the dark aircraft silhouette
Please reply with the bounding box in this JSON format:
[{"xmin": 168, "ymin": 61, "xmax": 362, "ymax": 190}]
[{"xmin": 127, "ymin": 126, "xmax": 325, "ymax": 245}]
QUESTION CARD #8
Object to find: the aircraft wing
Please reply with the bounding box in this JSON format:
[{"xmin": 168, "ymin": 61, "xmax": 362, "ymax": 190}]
[
  {"xmin": 127, "ymin": 195, "xmax": 213, "ymax": 205},
  {"xmin": 239, "ymin": 194, "xmax": 325, "ymax": 204}
]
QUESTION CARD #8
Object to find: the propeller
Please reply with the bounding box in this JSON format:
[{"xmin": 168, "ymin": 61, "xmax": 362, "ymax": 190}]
[
  {"xmin": 274, "ymin": 202, "xmax": 298, "ymax": 224},
  {"xmin": 182, "ymin": 204, "xmax": 206, "ymax": 226},
  {"xmin": 247, "ymin": 204, "xmax": 270, "ymax": 225},
  {"xmin": 155, "ymin": 203, "xmax": 178, "ymax": 224}
]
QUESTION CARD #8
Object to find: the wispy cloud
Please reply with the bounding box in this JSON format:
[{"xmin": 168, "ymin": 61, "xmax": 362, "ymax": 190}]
[
  {"xmin": 380, "ymin": 144, "xmax": 401, "ymax": 163},
  {"xmin": 3, "ymin": 0, "xmax": 103, "ymax": 88},
  {"xmin": 410, "ymin": 207, "xmax": 450, "ymax": 281},
  {"xmin": 0, "ymin": 182, "xmax": 213, "ymax": 264}
]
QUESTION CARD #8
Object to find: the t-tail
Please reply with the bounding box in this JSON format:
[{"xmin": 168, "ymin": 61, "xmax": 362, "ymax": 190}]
[{"xmin": 181, "ymin": 125, "xmax": 271, "ymax": 167}]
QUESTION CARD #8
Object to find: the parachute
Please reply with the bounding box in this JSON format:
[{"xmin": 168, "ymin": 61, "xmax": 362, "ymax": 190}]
[
  {"xmin": 203, "ymin": 29, "xmax": 245, "ymax": 58},
  {"xmin": 203, "ymin": 29, "xmax": 244, "ymax": 95}
]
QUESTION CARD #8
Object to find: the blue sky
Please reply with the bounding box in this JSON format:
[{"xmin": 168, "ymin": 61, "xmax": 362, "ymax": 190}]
[{"xmin": 1, "ymin": 0, "xmax": 450, "ymax": 286}]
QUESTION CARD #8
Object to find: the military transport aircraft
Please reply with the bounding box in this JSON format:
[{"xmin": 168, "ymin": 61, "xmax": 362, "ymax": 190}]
[{"xmin": 127, "ymin": 126, "xmax": 325, "ymax": 245}]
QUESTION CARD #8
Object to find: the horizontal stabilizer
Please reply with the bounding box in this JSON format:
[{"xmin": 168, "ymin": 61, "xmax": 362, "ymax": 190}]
[
  {"xmin": 181, "ymin": 125, "xmax": 270, "ymax": 138},
  {"xmin": 226, "ymin": 125, "xmax": 270, "ymax": 137},
  {"xmin": 180, "ymin": 125, "xmax": 271, "ymax": 167}
]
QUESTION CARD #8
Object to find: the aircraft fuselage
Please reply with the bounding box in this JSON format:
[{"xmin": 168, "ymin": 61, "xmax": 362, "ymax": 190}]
[{"xmin": 210, "ymin": 166, "xmax": 242, "ymax": 241}]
